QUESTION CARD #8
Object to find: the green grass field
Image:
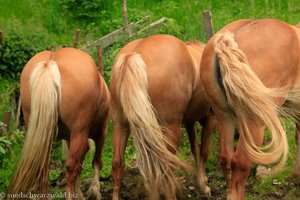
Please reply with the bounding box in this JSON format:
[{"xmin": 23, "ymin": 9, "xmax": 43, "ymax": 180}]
[{"xmin": 1, "ymin": 0, "xmax": 300, "ymax": 199}]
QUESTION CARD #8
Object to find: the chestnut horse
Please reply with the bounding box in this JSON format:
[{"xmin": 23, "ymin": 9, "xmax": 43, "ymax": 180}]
[
  {"xmin": 294, "ymin": 22, "xmax": 300, "ymax": 182},
  {"xmin": 110, "ymin": 34, "xmax": 217, "ymax": 199},
  {"xmin": 256, "ymin": 21, "xmax": 300, "ymax": 181},
  {"xmin": 200, "ymin": 19, "xmax": 300, "ymax": 199},
  {"xmin": 7, "ymin": 48, "xmax": 110, "ymax": 200}
]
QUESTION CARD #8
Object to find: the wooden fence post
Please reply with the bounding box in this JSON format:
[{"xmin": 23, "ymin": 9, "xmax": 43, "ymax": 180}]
[
  {"xmin": 202, "ymin": 10, "xmax": 214, "ymax": 42},
  {"xmin": 1, "ymin": 111, "xmax": 11, "ymax": 136},
  {"xmin": 96, "ymin": 45, "xmax": 104, "ymax": 76},
  {"xmin": 73, "ymin": 29, "xmax": 80, "ymax": 48},
  {"xmin": 122, "ymin": 0, "xmax": 132, "ymax": 37},
  {"xmin": 0, "ymin": 30, "xmax": 3, "ymax": 45}
]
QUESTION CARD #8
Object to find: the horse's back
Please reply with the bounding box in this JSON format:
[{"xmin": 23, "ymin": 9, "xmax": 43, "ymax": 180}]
[
  {"xmin": 120, "ymin": 34, "xmax": 193, "ymax": 74},
  {"xmin": 55, "ymin": 48, "xmax": 100, "ymax": 89},
  {"xmin": 21, "ymin": 48, "xmax": 99, "ymax": 92},
  {"xmin": 233, "ymin": 19, "xmax": 300, "ymax": 89},
  {"xmin": 53, "ymin": 48, "xmax": 101, "ymax": 107}
]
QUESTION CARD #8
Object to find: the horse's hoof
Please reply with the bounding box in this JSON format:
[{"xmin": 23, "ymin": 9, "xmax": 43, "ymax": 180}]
[
  {"xmin": 204, "ymin": 176, "xmax": 208, "ymax": 183},
  {"xmin": 87, "ymin": 189, "xmax": 101, "ymax": 200},
  {"xmin": 112, "ymin": 194, "xmax": 119, "ymax": 200},
  {"xmin": 87, "ymin": 180, "xmax": 101, "ymax": 200},
  {"xmin": 200, "ymin": 185, "xmax": 211, "ymax": 196},
  {"xmin": 255, "ymin": 165, "xmax": 270, "ymax": 179},
  {"xmin": 227, "ymin": 193, "xmax": 235, "ymax": 200},
  {"xmin": 227, "ymin": 196, "xmax": 234, "ymax": 200}
]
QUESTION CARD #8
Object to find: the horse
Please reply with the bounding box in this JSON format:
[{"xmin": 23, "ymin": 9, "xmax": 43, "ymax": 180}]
[
  {"xmin": 7, "ymin": 48, "xmax": 110, "ymax": 200},
  {"xmin": 255, "ymin": 21, "xmax": 300, "ymax": 182},
  {"xmin": 200, "ymin": 19, "xmax": 300, "ymax": 199},
  {"xmin": 110, "ymin": 34, "xmax": 217, "ymax": 200},
  {"xmin": 293, "ymin": 22, "xmax": 300, "ymax": 183}
]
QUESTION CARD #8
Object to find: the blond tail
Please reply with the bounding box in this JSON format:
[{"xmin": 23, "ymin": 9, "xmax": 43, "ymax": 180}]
[
  {"xmin": 214, "ymin": 32, "xmax": 288, "ymax": 174},
  {"xmin": 114, "ymin": 53, "xmax": 191, "ymax": 198},
  {"xmin": 8, "ymin": 61, "xmax": 61, "ymax": 194}
]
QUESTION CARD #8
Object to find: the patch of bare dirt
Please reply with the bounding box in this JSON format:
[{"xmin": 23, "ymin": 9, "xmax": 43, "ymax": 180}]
[
  {"xmin": 95, "ymin": 167, "xmax": 227, "ymax": 200},
  {"xmin": 97, "ymin": 168, "xmax": 300, "ymax": 200},
  {"xmin": 51, "ymin": 166, "xmax": 300, "ymax": 200}
]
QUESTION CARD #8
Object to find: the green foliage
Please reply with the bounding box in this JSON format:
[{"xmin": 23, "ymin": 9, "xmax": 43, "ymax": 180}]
[
  {"xmin": 0, "ymin": 28, "xmax": 47, "ymax": 79},
  {"xmin": 81, "ymin": 121, "xmax": 136, "ymax": 179},
  {"xmin": 0, "ymin": 135, "xmax": 12, "ymax": 156},
  {"xmin": 0, "ymin": 78, "xmax": 18, "ymax": 119},
  {"xmin": 0, "ymin": 129, "xmax": 24, "ymax": 190},
  {"xmin": 60, "ymin": 0, "xmax": 112, "ymax": 21},
  {"xmin": 49, "ymin": 170, "xmax": 59, "ymax": 182},
  {"xmin": 60, "ymin": 0, "xmax": 123, "ymax": 35},
  {"xmin": 10, "ymin": 128, "xmax": 25, "ymax": 145},
  {"xmin": 0, "ymin": 129, "xmax": 24, "ymax": 165},
  {"xmin": 1, "ymin": 0, "xmax": 300, "ymax": 197}
]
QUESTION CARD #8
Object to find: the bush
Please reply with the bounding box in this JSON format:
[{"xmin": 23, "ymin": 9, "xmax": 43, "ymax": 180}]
[
  {"xmin": 0, "ymin": 129, "xmax": 24, "ymax": 190},
  {"xmin": 0, "ymin": 135, "xmax": 12, "ymax": 156},
  {"xmin": 0, "ymin": 78, "xmax": 19, "ymax": 119},
  {"xmin": 60, "ymin": 0, "xmax": 110, "ymax": 21},
  {"xmin": 0, "ymin": 29, "xmax": 46, "ymax": 79}
]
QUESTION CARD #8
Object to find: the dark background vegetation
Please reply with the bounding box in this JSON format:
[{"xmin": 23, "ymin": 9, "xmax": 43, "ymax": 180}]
[{"xmin": 0, "ymin": 0, "xmax": 300, "ymax": 199}]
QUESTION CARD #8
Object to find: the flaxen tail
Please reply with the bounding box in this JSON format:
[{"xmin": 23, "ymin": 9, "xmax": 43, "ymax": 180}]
[
  {"xmin": 113, "ymin": 53, "xmax": 191, "ymax": 199},
  {"xmin": 8, "ymin": 61, "xmax": 61, "ymax": 195},
  {"xmin": 214, "ymin": 32, "xmax": 288, "ymax": 174}
]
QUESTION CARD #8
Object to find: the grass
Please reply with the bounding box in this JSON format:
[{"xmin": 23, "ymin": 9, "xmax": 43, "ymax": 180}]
[
  {"xmin": 1, "ymin": 0, "xmax": 300, "ymax": 198},
  {"xmin": 79, "ymin": 121, "xmax": 136, "ymax": 180},
  {"xmin": 249, "ymin": 119, "xmax": 297, "ymax": 198},
  {"xmin": 0, "ymin": 129, "xmax": 24, "ymax": 191},
  {"xmin": 0, "ymin": 78, "xmax": 18, "ymax": 119}
]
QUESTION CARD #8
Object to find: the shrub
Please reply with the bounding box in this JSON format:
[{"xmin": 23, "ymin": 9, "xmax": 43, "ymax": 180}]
[
  {"xmin": 60, "ymin": 0, "xmax": 109, "ymax": 21},
  {"xmin": 0, "ymin": 29, "xmax": 46, "ymax": 79}
]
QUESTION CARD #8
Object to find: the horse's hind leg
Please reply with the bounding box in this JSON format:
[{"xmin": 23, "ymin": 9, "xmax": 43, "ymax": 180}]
[
  {"xmin": 217, "ymin": 119, "xmax": 235, "ymax": 185},
  {"xmin": 228, "ymin": 123, "xmax": 264, "ymax": 200},
  {"xmin": 112, "ymin": 123, "xmax": 130, "ymax": 200},
  {"xmin": 66, "ymin": 130, "xmax": 89, "ymax": 200},
  {"xmin": 186, "ymin": 117, "xmax": 215, "ymax": 195},
  {"xmin": 163, "ymin": 122, "xmax": 182, "ymax": 200},
  {"xmin": 198, "ymin": 115, "xmax": 217, "ymax": 195},
  {"xmin": 293, "ymin": 121, "xmax": 300, "ymax": 183},
  {"xmin": 186, "ymin": 122, "xmax": 200, "ymax": 170},
  {"xmin": 87, "ymin": 124, "xmax": 108, "ymax": 200}
]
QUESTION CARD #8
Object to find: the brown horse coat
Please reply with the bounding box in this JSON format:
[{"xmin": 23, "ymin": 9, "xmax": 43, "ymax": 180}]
[
  {"xmin": 200, "ymin": 19, "xmax": 300, "ymax": 199},
  {"xmin": 8, "ymin": 48, "xmax": 109, "ymax": 200},
  {"xmin": 110, "ymin": 34, "xmax": 215, "ymax": 199}
]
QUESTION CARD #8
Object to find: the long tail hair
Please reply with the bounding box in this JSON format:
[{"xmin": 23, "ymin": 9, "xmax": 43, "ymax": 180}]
[
  {"xmin": 214, "ymin": 32, "xmax": 288, "ymax": 174},
  {"xmin": 8, "ymin": 61, "xmax": 61, "ymax": 194},
  {"xmin": 113, "ymin": 53, "xmax": 191, "ymax": 199}
]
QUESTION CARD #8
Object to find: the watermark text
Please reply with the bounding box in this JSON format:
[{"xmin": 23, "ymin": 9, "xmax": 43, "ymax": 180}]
[{"xmin": 0, "ymin": 192, "xmax": 79, "ymax": 199}]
